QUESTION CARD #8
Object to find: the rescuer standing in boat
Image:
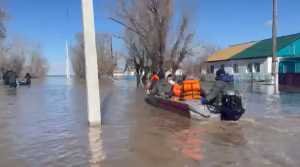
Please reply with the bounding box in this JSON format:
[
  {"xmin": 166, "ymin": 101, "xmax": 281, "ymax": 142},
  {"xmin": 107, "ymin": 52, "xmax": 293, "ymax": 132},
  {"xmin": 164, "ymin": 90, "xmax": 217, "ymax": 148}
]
[{"xmin": 201, "ymin": 68, "xmax": 233, "ymax": 104}]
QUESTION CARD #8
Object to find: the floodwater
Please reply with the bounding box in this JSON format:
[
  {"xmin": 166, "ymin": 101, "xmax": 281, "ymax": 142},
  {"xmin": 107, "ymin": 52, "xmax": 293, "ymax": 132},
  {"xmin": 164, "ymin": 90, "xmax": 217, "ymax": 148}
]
[{"xmin": 0, "ymin": 77, "xmax": 300, "ymax": 167}]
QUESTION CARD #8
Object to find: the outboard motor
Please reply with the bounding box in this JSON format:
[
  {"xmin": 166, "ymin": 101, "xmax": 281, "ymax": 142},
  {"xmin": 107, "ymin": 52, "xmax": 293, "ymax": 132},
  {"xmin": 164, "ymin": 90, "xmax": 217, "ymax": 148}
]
[{"xmin": 219, "ymin": 90, "xmax": 246, "ymax": 121}]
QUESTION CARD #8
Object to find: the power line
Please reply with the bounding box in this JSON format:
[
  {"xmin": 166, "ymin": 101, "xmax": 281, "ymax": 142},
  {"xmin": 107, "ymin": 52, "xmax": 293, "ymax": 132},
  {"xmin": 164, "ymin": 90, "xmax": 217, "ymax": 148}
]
[{"xmin": 66, "ymin": 0, "xmax": 69, "ymax": 40}]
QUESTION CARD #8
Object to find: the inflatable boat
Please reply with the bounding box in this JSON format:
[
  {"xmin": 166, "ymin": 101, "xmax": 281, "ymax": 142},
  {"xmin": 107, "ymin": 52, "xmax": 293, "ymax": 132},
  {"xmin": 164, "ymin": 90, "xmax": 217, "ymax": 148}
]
[{"xmin": 146, "ymin": 90, "xmax": 247, "ymax": 121}]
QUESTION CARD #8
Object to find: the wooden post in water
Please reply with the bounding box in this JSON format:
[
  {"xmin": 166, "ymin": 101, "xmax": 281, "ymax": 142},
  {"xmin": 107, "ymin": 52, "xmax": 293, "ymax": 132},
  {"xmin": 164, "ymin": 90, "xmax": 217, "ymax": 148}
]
[
  {"xmin": 272, "ymin": 0, "xmax": 278, "ymax": 89},
  {"xmin": 81, "ymin": 0, "xmax": 101, "ymax": 125}
]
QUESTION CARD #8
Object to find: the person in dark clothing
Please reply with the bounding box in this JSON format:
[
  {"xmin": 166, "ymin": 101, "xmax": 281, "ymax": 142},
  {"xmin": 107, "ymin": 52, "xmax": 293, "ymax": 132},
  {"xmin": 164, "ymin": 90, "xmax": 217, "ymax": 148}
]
[
  {"xmin": 25, "ymin": 73, "xmax": 32, "ymax": 85},
  {"xmin": 3, "ymin": 71, "xmax": 10, "ymax": 85},
  {"xmin": 8, "ymin": 71, "xmax": 18, "ymax": 88},
  {"xmin": 201, "ymin": 68, "xmax": 233, "ymax": 104},
  {"xmin": 150, "ymin": 71, "xmax": 172, "ymax": 96},
  {"xmin": 149, "ymin": 72, "xmax": 159, "ymax": 91}
]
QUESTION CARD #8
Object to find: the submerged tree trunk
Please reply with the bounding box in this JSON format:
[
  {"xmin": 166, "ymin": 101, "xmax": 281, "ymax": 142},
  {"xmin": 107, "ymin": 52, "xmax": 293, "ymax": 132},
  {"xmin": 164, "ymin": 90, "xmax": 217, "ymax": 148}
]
[
  {"xmin": 136, "ymin": 73, "xmax": 141, "ymax": 87},
  {"xmin": 142, "ymin": 68, "xmax": 149, "ymax": 86}
]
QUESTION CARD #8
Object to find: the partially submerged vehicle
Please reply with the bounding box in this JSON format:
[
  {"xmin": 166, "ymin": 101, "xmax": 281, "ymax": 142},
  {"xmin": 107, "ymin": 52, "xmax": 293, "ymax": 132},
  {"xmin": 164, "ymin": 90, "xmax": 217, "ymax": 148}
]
[{"xmin": 146, "ymin": 90, "xmax": 247, "ymax": 121}]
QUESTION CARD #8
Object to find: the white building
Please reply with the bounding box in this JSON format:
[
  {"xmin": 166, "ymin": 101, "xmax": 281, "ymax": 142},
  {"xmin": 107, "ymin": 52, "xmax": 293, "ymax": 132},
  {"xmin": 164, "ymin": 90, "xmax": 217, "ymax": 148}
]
[
  {"xmin": 206, "ymin": 41, "xmax": 273, "ymax": 81},
  {"xmin": 206, "ymin": 57, "xmax": 272, "ymax": 75}
]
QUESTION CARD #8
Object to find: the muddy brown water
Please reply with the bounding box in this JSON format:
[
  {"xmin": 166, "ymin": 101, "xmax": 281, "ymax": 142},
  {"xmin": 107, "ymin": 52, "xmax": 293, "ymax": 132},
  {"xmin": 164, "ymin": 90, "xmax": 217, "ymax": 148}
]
[{"xmin": 0, "ymin": 77, "xmax": 300, "ymax": 167}]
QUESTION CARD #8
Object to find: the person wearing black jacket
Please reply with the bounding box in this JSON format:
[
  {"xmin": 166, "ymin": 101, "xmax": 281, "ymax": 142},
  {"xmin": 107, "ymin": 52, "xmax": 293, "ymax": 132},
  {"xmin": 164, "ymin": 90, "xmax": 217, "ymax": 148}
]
[
  {"xmin": 201, "ymin": 69, "xmax": 233, "ymax": 104},
  {"xmin": 25, "ymin": 73, "xmax": 32, "ymax": 85}
]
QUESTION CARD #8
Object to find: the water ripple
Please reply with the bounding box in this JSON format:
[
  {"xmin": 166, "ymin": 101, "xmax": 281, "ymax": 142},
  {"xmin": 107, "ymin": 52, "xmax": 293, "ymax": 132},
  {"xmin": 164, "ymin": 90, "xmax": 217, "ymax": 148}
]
[{"xmin": 0, "ymin": 78, "xmax": 300, "ymax": 166}]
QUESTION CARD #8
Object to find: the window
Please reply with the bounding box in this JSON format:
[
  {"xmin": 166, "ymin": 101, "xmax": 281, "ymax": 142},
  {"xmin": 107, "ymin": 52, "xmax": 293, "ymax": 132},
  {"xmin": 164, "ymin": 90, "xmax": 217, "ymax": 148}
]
[
  {"xmin": 233, "ymin": 64, "xmax": 239, "ymax": 73},
  {"xmin": 254, "ymin": 62, "xmax": 260, "ymax": 72},
  {"xmin": 221, "ymin": 64, "xmax": 225, "ymax": 70},
  {"xmin": 210, "ymin": 65, "xmax": 214, "ymax": 74},
  {"xmin": 289, "ymin": 45, "xmax": 295, "ymax": 55},
  {"xmin": 206, "ymin": 66, "xmax": 210, "ymax": 74},
  {"xmin": 247, "ymin": 63, "xmax": 253, "ymax": 73}
]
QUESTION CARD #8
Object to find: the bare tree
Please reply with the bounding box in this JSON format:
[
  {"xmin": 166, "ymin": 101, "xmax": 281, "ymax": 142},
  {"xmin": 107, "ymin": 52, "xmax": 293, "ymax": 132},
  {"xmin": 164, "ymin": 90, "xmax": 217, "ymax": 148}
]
[
  {"xmin": 116, "ymin": 29, "xmax": 151, "ymax": 87},
  {"xmin": 181, "ymin": 58, "xmax": 194, "ymax": 75},
  {"xmin": 0, "ymin": 4, "xmax": 48, "ymax": 78},
  {"xmin": 23, "ymin": 44, "xmax": 49, "ymax": 78},
  {"xmin": 108, "ymin": 0, "xmax": 196, "ymax": 74},
  {"xmin": 0, "ymin": 3, "xmax": 9, "ymax": 76},
  {"xmin": 189, "ymin": 44, "xmax": 221, "ymax": 80},
  {"xmin": 3, "ymin": 38, "xmax": 27, "ymax": 75},
  {"xmin": 199, "ymin": 44, "xmax": 221, "ymax": 72},
  {"xmin": 0, "ymin": 37, "xmax": 48, "ymax": 77},
  {"xmin": 71, "ymin": 32, "xmax": 120, "ymax": 78},
  {"xmin": 0, "ymin": 2, "xmax": 9, "ymax": 40}
]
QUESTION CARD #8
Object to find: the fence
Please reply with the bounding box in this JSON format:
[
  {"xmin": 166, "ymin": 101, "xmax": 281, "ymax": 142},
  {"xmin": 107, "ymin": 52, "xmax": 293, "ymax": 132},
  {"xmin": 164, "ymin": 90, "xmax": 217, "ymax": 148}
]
[
  {"xmin": 279, "ymin": 73, "xmax": 300, "ymax": 86},
  {"xmin": 196, "ymin": 73, "xmax": 273, "ymax": 82},
  {"xmin": 233, "ymin": 73, "xmax": 273, "ymax": 82}
]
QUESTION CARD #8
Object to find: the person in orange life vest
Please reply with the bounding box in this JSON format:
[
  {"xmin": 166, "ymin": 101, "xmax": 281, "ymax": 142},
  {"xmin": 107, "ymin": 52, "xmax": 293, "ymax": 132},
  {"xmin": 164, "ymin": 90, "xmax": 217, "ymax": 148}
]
[
  {"xmin": 169, "ymin": 74, "xmax": 206, "ymax": 100},
  {"xmin": 168, "ymin": 74, "xmax": 186, "ymax": 99},
  {"xmin": 182, "ymin": 75, "xmax": 206, "ymax": 99},
  {"xmin": 147, "ymin": 72, "xmax": 159, "ymax": 90}
]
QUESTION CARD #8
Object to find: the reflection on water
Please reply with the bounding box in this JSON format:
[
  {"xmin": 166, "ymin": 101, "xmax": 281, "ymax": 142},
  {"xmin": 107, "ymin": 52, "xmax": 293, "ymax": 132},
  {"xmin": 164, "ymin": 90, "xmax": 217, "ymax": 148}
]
[
  {"xmin": 89, "ymin": 125, "xmax": 105, "ymax": 166},
  {"xmin": 172, "ymin": 127, "xmax": 210, "ymax": 160},
  {"xmin": 0, "ymin": 77, "xmax": 300, "ymax": 166}
]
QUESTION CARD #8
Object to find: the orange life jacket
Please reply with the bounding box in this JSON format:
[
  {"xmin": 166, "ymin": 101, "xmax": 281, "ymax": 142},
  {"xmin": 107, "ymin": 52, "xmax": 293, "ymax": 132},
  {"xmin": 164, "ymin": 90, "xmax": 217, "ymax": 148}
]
[
  {"xmin": 150, "ymin": 74, "xmax": 159, "ymax": 82},
  {"xmin": 182, "ymin": 80, "xmax": 202, "ymax": 99},
  {"xmin": 171, "ymin": 83, "xmax": 183, "ymax": 97}
]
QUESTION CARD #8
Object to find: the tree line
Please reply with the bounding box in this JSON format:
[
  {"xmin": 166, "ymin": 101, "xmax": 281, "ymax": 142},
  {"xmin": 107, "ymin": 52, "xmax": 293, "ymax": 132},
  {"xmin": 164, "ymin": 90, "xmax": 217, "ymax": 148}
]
[
  {"xmin": 70, "ymin": 33, "xmax": 122, "ymax": 78},
  {"xmin": 0, "ymin": 3, "xmax": 48, "ymax": 78}
]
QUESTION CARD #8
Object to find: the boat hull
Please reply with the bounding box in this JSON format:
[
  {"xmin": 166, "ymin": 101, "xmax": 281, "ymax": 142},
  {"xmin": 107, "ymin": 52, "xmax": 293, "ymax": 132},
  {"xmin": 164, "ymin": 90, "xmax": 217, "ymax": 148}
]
[
  {"xmin": 16, "ymin": 78, "xmax": 30, "ymax": 86},
  {"xmin": 147, "ymin": 95, "xmax": 219, "ymax": 121}
]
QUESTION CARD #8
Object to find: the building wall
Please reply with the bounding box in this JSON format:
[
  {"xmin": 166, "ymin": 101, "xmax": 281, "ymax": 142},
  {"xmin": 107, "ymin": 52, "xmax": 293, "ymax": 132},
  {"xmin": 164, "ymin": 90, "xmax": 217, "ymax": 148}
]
[
  {"xmin": 207, "ymin": 57, "xmax": 270, "ymax": 75},
  {"xmin": 277, "ymin": 38, "xmax": 300, "ymax": 57},
  {"xmin": 278, "ymin": 58, "xmax": 300, "ymax": 73},
  {"xmin": 206, "ymin": 57, "xmax": 272, "ymax": 81}
]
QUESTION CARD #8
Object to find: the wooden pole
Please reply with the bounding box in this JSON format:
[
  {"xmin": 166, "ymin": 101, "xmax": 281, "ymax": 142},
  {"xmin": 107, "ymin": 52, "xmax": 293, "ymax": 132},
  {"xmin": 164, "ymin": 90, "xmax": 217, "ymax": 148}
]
[{"xmin": 272, "ymin": 0, "xmax": 278, "ymax": 88}]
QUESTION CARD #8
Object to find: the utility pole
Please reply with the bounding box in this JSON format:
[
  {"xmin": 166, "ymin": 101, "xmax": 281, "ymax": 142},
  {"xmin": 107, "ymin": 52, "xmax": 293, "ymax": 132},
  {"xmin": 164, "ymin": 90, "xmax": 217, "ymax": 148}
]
[
  {"xmin": 272, "ymin": 0, "xmax": 278, "ymax": 88},
  {"xmin": 65, "ymin": 40, "xmax": 70, "ymax": 80},
  {"xmin": 81, "ymin": 0, "xmax": 101, "ymax": 125},
  {"xmin": 65, "ymin": 0, "xmax": 70, "ymax": 80}
]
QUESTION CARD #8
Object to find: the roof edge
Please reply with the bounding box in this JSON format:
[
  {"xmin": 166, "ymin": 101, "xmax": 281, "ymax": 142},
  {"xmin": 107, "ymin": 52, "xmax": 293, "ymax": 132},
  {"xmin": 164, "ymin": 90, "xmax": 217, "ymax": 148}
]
[
  {"xmin": 230, "ymin": 32, "xmax": 300, "ymax": 48},
  {"xmin": 229, "ymin": 41, "xmax": 257, "ymax": 47},
  {"xmin": 206, "ymin": 59, "xmax": 230, "ymax": 63},
  {"xmin": 276, "ymin": 36, "xmax": 300, "ymax": 52},
  {"xmin": 229, "ymin": 55, "xmax": 271, "ymax": 60}
]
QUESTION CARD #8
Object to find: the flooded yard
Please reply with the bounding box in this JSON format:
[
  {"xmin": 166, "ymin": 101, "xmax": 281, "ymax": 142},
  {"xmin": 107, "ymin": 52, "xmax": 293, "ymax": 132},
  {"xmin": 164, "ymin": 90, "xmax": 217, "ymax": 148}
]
[{"xmin": 0, "ymin": 77, "xmax": 299, "ymax": 167}]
